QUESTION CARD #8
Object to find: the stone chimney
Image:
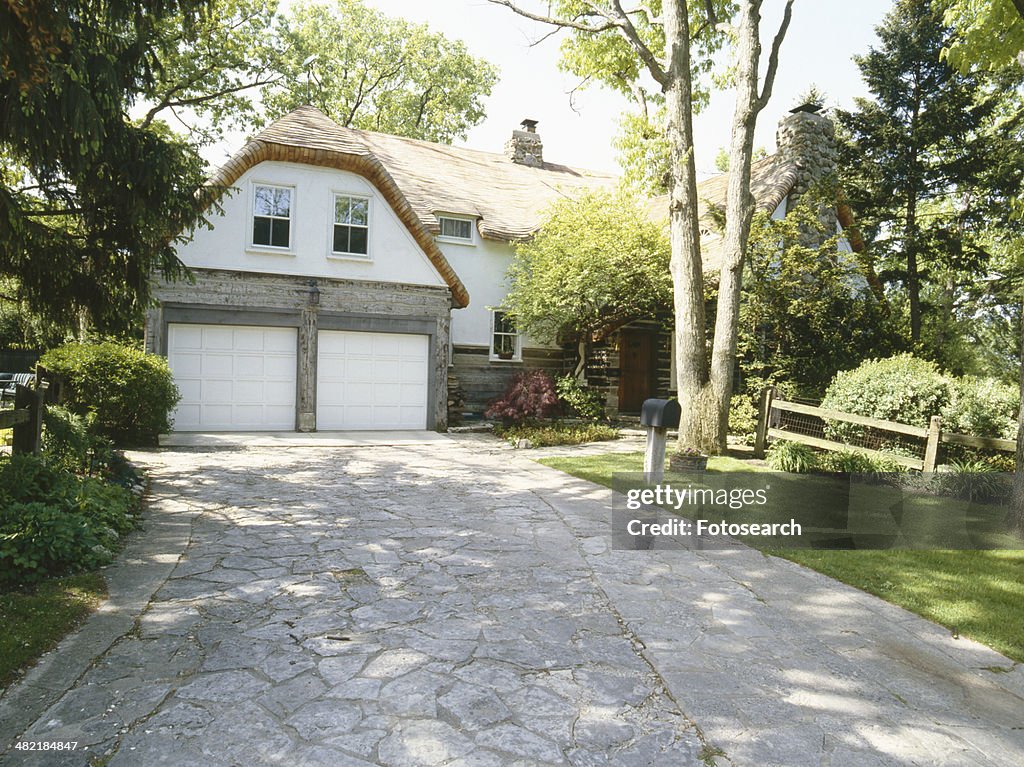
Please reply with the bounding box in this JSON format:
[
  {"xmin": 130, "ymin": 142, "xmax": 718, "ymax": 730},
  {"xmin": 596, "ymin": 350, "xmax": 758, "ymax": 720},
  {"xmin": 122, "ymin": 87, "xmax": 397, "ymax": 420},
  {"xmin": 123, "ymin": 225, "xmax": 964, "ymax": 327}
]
[
  {"xmin": 776, "ymin": 103, "xmax": 839, "ymax": 237},
  {"xmin": 505, "ymin": 118, "xmax": 543, "ymax": 167},
  {"xmin": 776, "ymin": 103, "xmax": 837, "ymax": 201}
]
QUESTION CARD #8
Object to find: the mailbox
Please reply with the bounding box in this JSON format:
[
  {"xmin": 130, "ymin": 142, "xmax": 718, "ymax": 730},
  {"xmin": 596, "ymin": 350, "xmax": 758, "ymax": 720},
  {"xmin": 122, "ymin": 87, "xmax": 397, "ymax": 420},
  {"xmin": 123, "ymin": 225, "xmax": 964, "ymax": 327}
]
[{"xmin": 640, "ymin": 398, "xmax": 681, "ymax": 429}]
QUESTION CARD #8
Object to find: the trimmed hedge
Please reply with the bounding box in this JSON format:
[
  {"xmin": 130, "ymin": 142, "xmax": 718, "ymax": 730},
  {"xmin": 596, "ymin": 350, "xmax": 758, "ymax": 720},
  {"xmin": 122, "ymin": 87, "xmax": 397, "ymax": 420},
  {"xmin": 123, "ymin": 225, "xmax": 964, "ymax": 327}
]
[{"xmin": 41, "ymin": 342, "xmax": 180, "ymax": 446}]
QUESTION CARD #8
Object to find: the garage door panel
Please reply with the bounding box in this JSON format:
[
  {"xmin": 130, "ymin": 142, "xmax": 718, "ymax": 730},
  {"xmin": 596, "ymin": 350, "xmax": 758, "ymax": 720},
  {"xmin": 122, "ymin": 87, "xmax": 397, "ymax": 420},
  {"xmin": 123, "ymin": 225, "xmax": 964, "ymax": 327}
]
[
  {"xmin": 169, "ymin": 324, "xmax": 296, "ymax": 431},
  {"xmin": 317, "ymin": 330, "xmax": 428, "ymax": 430}
]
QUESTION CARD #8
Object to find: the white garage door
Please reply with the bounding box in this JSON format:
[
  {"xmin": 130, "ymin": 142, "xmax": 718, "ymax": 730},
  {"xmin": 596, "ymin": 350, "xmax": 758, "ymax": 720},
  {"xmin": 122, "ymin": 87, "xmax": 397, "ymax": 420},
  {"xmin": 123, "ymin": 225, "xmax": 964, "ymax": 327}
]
[
  {"xmin": 317, "ymin": 330, "xmax": 429, "ymax": 430},
  {"xmin": 168, "ymin": 324, "xmax": 297, "ymax": 431}
]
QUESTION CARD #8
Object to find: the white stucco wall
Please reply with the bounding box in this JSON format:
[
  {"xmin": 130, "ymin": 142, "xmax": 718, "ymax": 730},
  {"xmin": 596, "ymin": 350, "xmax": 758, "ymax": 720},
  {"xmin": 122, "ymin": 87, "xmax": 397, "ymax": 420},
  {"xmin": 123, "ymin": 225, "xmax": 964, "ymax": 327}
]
[{"xmin": 177, "ymin": 161, "xmax": 445, "ymax": 288}]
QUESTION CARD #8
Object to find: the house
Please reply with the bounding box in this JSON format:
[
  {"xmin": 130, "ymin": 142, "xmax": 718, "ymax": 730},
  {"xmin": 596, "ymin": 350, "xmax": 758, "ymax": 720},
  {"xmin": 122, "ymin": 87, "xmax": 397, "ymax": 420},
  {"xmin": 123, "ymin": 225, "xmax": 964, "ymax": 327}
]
[{"xmin": 145, "ymin": 103, "xmax": 849, "ymax": 432}]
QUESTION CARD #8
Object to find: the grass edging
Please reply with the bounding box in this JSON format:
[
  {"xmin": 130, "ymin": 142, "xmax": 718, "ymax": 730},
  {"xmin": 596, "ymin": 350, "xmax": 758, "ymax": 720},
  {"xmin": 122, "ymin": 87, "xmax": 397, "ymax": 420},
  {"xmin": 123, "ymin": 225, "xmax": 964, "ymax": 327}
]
[
  {"xmin": 537, "ymin": 450, "xmax": 1024, "ymax": 663},
  {"xmin": 0, "ymin": 573, "xmax": 108, "ymax": 689}
]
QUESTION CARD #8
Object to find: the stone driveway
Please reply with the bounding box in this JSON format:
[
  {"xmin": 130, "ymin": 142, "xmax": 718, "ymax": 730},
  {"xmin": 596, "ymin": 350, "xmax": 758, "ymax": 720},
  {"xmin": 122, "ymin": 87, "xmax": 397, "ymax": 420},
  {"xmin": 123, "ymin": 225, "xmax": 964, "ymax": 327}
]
[{"xmin": 1, "ymin": 437, "xmax": 1023, "ymax": 766}]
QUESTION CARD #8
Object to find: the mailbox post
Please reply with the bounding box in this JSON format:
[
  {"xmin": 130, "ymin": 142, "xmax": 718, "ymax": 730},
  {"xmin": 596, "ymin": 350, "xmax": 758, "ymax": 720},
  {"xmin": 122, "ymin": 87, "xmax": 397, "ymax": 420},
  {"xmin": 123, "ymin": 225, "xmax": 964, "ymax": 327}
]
[{"xmin": 640, "ymin": 398, "xmax": 682, "ymax": 484}]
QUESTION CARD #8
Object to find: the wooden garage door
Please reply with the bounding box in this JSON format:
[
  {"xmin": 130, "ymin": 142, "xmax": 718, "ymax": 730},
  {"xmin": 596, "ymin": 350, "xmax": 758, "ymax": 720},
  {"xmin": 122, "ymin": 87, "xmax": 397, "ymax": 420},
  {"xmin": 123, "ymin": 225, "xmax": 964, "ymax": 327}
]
[
  {"xmin": 317, "ymin": 330, "xmax": 429, "ymax": 430},
  {"xmin": 168, "ymin": 324, "xmax": 297, "ymax": 431}
]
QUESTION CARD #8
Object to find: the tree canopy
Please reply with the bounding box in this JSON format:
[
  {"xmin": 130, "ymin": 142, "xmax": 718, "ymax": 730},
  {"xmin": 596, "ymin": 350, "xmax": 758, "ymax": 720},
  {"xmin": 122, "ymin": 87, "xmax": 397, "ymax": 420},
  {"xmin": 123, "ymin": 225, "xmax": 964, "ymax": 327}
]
[
  {"xmin": 1, "ymin": 0, "xmax": 212, "ymax": 332},
  {"xmin": 502, "ymin": 190, "xmax": 672, "ymax": 347},
  {"xmin": 263, "ymin": 0, "xmax": 499, "ymax": 143}
]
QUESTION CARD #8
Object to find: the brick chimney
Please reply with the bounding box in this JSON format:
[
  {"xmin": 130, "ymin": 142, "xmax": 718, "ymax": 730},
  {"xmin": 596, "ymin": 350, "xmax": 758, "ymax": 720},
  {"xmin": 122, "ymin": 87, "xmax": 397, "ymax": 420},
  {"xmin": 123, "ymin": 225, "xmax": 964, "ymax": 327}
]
[{"xmin": 505, "ymin": 118, "xmax": 543, "ymax": 167}]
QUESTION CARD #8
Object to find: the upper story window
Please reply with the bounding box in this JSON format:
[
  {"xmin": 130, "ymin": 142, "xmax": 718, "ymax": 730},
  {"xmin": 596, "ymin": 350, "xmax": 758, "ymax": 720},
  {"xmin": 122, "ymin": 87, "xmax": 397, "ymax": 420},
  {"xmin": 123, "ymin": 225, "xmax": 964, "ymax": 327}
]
[
  {"xmin": 437, "ymin": 215, "xmax": 475, "ymax": 244},
  {"xmin": 252, "ymin": 184, "xmax": 292, "ymax": 249},
  {"xmin": 490, "ymin": 310, "xmax": 521, "ymax": 362},
  {"xmin": 333, "ymin": 195, "xmax": 370, "ymax": 257}
]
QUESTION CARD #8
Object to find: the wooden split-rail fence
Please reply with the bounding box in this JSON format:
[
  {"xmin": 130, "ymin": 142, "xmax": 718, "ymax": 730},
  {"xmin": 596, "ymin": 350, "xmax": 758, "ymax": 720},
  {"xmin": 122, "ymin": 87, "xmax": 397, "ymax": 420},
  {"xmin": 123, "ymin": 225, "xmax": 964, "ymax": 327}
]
[
  {"xmin": 753, "ymin": 387, "xmax": 1017, "ymax": 472},
  {"xmin": 0, "ymin": 366, "xmax": 61, "ymax": 456}
]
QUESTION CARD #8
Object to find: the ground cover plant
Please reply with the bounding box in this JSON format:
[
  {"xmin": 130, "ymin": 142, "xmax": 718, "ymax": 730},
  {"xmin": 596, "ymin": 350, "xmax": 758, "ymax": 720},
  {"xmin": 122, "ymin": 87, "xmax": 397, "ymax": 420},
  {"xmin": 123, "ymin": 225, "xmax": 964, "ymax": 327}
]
[
  {"xmin": 495, "ymin": 422, "xmax": 619, "ymax": 448},
  {"xmin": 538, "ymin": 451, "xmax": 1024, "ymax": 662}
]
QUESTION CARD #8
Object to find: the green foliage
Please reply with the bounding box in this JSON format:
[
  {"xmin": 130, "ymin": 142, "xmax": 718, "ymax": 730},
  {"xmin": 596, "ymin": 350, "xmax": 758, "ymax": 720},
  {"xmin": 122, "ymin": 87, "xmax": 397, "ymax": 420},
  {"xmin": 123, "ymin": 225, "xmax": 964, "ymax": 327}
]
[
  {"xmin": 938, "ymin": 458, "xmax": 1008, "ymax": 503},
  {"xmin": 765, "ymin": 441, "xmax": 819, "ymax": 474},
  {"xmin": 818, "ymin": 450, "xmax": 902, "ymax": 474},
  {"xmin": 822, "ymin": 354, "xmax": 1019, "ymax": 442},
  {"xmin": 822, "ymin": 354, "xmax": 951, "ymax": 440},
  {"xmin": 613, "ymin": 110, "xmax": 672, "ymax": 195},
  {"xmin": 40, "ymin": 343, "xmax": 180, "ymax": 446},
  {"xmin": 835, "ymin": 0, "xmax": 1024, "ymax": 355},
  {"xmin": 942, "ymin": 0, "xmax": 1024, "ymax": 74},
  {"xmin": 1, "ymin": 0, "xmax": 212, "ymax": 333},
  {"xmin": 263, "ymin": 0, "xmax": 498, "ymax": 143},
  {"xmin": 941, "ymin": 377, "xmax": 1019, "ymax": 440},
  {"xmin": 43, "ymin": 407, "xmax": 100, "ymax": 475},
  {"xmin": 727, "ymin": 395, "xmax": 758, "ymax": 442},
  {"xmin": 503, "ymin": 190, "xmax": 672, "ymax": 346},
  {"xmin": 495, "ymin": 422, "xmax": 619, "ymax": 448},
  {"xmin": 0, "ymin": 455, "xmax": 139, "ymax": 587},
  {"xmin": 555, "ymin": 376, "xmax": 606, "ymax": 421},
  {"xmin": 738, "ymin": 187, "xmax": 892, "ymax": 399}
]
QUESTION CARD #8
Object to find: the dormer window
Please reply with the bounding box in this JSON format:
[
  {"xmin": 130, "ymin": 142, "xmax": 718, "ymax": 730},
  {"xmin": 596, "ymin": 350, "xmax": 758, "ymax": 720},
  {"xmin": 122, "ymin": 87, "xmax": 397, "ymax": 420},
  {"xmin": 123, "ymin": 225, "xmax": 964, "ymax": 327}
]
[
  {"xmin": 437, "ymin": 215, "xmax": 475, "ymax": 244},
  {"xmin": 332, "ymin": 194, "xmax": 370, "ymax": 257},
  {"xmin": 252, "ymin": 184, "xmax": 292, "ymax": 249}
]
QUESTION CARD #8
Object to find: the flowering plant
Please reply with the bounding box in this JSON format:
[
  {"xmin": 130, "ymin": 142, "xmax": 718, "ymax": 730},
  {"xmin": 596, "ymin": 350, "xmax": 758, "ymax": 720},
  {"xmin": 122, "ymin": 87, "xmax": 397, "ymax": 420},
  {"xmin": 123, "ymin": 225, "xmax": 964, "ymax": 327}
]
[{"xmin": 674, "ymin": 446, "xmax": 706, "ymax": 458}]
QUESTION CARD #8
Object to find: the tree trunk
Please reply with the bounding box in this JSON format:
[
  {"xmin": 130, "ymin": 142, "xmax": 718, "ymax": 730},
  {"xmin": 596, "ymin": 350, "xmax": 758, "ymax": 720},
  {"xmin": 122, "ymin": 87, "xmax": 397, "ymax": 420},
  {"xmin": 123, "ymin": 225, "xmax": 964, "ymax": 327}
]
[
  {"xmin": 906, "ymin": 197, "xmax": 922, "ymax": 343},
  {"xmin": 663, "ymin": 0, "xmax": 718, "ymax": 452},
  {"xmin": 1013, "ymin": 300, "xmax": 1024, "ymax": 535},
  {"xmin": 709, "ymin": 0, "xmax": 762, "ymax": 451}
]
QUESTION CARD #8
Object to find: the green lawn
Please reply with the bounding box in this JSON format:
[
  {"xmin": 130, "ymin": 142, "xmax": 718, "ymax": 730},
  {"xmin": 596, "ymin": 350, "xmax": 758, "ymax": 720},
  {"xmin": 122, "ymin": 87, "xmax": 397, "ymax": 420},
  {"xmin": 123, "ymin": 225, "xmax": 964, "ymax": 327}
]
[
  {"xmin": 538, "ymin": 451, "xmax": 1024, "ymax": 663},
  {"xmin": 0, "ymin": 573, "xmax": 107, "ymax": 688}
]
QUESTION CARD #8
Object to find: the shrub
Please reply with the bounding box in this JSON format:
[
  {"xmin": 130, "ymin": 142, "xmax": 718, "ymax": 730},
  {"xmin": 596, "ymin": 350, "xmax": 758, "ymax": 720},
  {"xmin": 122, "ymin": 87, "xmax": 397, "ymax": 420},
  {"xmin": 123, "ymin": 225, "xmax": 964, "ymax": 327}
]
[
  {"xmin": 766, "ymin": 441, "xmax": 819, "ymax": 473},
  {"xmin": 941, "ymin": 377, "xmax": 1018, "ymax": 441},
  {"xmin": 821, "ymin": 354, "xmax": 951, "ymax": 442},
  {"xmin": 937, "ymin": 459, "xmax": 1009, "ymax": 503},
  {"xmin": 42, "ymin": 406, "xmax": 105, "ymax": 475},
  {"xmin": 818, "ymin": 450, "xmax": 902, "ymax": 474},
  {"xmin": 495, "ymin": 422, "xmax": 619, "ymax": 448},
  {"xmin": 728, "ymin": 395, "xmax": 758, "ymax": 443},
  {"xmin": 555, "ymin": 375, "xmax": 606, "ymax": 421},
  {"xmin": 0, "ymin": 455, "xmax": 139, "ymax": 586},
  {"xmin": 40, "ymin": 342, "xmax": 180, "ymax": 446},
  {"xmin": 485, "ymin": 369, "xmax": 560, "ymax": 425}
]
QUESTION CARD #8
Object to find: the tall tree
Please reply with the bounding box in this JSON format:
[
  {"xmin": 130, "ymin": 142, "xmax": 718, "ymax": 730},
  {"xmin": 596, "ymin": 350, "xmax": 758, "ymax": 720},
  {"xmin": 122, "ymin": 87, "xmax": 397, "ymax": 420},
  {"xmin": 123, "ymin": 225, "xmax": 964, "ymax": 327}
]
[
  {"xmin": 835, "ymin": 0, "xmax": 1014, "ymax": 346},
  {"xmin": 489, "ymin": 1, "xmax": 794, "ymax": 453},
  {"xmin": 1, "ymin": 0, "xmax": 213, "ymax": 332},
  {"xmin": 263, "ymin": 0, "xmax": 499, "ymax": 143}
]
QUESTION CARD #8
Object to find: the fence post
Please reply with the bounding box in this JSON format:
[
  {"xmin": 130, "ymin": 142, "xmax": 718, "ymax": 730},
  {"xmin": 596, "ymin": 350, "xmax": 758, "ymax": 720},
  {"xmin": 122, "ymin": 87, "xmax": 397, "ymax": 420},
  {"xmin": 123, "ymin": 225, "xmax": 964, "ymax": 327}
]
[
  {"xmin": 11, "ymin": 384, "xmax": 44, "ymax": 455},
  {"xmin": 923, "ymin": 415, "xmax": 942, "ymax": 472},
  {"xmin": 753, "ymin": 386, "xmax": 775, "ymax": 459}
]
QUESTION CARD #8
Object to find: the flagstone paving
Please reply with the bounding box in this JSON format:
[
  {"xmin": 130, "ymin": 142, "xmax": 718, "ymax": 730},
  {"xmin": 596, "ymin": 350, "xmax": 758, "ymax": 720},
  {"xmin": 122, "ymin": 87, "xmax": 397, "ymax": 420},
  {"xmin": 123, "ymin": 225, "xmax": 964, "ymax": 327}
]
[{"xmin": 1, "ymin": 439, "xmax": 1022, "ymax": 766}]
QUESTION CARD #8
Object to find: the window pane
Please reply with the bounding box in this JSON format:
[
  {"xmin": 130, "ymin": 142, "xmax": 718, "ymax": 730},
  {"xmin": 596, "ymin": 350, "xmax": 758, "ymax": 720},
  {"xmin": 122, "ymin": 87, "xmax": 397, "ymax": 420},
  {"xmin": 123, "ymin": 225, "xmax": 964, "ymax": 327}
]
[
  {"xmin": 349, "ymin": 226, "xmax": 368, "ymax": 254},
  {"xmin": 455, "ymin": 219, "xmax": 471, "ymax": 239},
  {"xmin": 440, "ymin": 217, "xmax": 472, "ymax": 240},
  {"xmin": 494, "ymin": 334, "xmax": 515, "ymax": 356},
  {"xmin": 333, "ymin": 224, "xmax": 348, "ymax": 253},
  {"xmin": 256, "ymin": 186, "xmax": 290, "ymax": 216},
  {"xmin": 253, "ymin": 216, "xmax": 272, "ymax": 246},
  {"xmin": 349, "ymin": 198, "xmax": 368, "ymax": 226},
  {"xmin": 270, "ymin": 219, "xmax": 290, "ymax": 248},
  {"xmin": 494, "ymin": 311, "xmax": 514, "ymax": 334},
  {"xmin": 335, "ymin": 196, "xmax": 350, "ymax": 224}
]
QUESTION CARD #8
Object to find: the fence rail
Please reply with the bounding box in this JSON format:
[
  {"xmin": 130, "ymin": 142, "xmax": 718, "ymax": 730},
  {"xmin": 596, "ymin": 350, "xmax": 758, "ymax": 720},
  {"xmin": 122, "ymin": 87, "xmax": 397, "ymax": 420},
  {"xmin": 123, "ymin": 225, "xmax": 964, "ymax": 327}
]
[
  {"xmin": 753, "ymin": 387, "xmax": 1015, "ymax": 471},
  {"xmin": 1, "ymin": 365, "xmax": 58, "ymax": 456}
]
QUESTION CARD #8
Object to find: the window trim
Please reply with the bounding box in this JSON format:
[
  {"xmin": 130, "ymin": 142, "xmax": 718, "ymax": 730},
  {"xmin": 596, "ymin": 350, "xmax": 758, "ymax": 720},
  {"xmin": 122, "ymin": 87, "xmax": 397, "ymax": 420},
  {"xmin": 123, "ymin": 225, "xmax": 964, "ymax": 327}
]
[
  {"xmin": 489, "ymin": 309, "xmax": 521, "ymax": 362},
  {"xmin": 328, "ymin": 192, "xmax": 372, "ymax": 261},
  {"xmin": 436, "ymin": 214, "xmax": 477, "ymax": 245},
  {"xmin": 248, "ymin": 181, "xmax": 295, "ymax": 253}
]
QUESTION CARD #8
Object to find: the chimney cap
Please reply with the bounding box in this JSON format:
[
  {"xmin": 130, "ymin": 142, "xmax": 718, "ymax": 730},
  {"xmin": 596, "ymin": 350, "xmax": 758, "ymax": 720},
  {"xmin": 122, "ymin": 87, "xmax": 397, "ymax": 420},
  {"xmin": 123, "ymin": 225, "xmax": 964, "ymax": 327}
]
[
  {"xmin": 789, "ymin": 102, "xmax": 823, "ymax": 115},
  {"xmin": 520, "ymin": 118, "xmax": 539, "ymax": 133}
]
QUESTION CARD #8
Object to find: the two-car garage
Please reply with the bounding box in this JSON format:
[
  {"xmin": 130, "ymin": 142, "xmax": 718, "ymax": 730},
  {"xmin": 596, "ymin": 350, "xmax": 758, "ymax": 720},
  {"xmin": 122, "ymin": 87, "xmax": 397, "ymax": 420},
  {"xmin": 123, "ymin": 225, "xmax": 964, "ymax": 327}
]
[{"xmin": 167, "ymin": 323, "xmax": 429, "ymax": 432}]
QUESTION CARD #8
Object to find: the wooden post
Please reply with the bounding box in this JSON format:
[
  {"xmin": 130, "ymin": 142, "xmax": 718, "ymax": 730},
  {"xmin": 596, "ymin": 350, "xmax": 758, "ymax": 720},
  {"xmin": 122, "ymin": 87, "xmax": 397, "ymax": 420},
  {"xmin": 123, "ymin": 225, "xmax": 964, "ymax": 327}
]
[
  {"xmin": 643, "ymin": 426, "xmax": 668, "ymax": 484},
  {"xmin": 923, "ymin": 415, "xmax": 941, "ymax": 473},
  {"xmin": 753, "ymin": 386, "xmax": 776, "ymax": 459},
  {"xmin": 12, "ymin": 384, "xmax": 44, "ymax": 455}
]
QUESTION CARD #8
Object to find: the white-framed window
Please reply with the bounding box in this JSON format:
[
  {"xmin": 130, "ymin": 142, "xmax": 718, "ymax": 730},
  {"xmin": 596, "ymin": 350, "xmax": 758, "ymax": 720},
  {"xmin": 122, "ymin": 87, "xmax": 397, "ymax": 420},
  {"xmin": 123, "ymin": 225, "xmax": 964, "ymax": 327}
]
[
  {"xmin": 332, "ymin": 194, "xmax": 370, "ymax": 257},
  {"xmin": 437, "ymin": 215, "xmax": 475, "ymax": 244},
  {"xmin": 490, "ymin": 310, "xmax": 521, "ymax": 362},
  {"xmin": 251, "ymin": 183, "xmax": 293, "ymax": 250}
]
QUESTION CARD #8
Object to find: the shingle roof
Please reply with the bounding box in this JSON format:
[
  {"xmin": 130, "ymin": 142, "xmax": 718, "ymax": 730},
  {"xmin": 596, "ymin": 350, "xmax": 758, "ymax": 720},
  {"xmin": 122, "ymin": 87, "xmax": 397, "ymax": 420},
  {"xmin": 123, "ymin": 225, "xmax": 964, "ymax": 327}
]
[
  {"xmin": 207, "ymin": 105, "xmax": 803, "ymax": 289},
  {"xmin": 644, "ymin": 156, "xmax": 800, "ymax": 272}
]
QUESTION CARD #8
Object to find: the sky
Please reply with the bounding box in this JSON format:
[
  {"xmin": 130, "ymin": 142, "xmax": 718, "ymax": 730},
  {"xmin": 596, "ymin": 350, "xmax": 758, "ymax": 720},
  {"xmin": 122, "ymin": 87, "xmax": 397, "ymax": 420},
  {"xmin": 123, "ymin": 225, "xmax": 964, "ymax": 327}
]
[
  {"xmin": 205, "ymin": 0, "xmax": 897, "ymax": 177},
  {"xmin": 358, "ymin": 0, "xmax": 897, "ymax": 176}
]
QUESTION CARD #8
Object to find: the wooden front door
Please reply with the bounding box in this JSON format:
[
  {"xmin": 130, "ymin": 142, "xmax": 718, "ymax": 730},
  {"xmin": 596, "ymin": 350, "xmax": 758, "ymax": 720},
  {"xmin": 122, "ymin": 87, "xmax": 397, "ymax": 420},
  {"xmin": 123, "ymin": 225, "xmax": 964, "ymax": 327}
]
[{"xmin": 618, "ymin": 330, "xmax": 655, "ymax": 413}]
